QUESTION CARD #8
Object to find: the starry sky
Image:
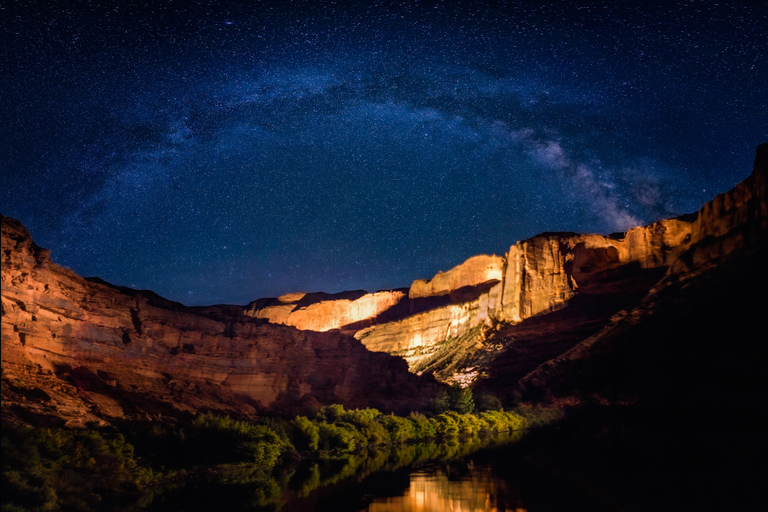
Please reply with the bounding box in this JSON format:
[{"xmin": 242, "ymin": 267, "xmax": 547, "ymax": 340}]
[{"xmin": 2, "ymin": 0, "xmax": 766, "ymax": 306}]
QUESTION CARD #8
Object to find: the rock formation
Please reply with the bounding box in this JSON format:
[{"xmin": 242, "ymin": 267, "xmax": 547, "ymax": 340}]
[
  {"xmin": 247, "ymin": 144, "xmax": 768, "ymax": 389},
  {"xmin": 0, "ymin": 217, "xmax": 441, "ymax": 426},
  {"xmin": 244, "ymin": 289, "xmax": 406, "ymax": 332},
  {"xmin": 514, "ymin": 142, "xmax": 768, "ymax": 405}
]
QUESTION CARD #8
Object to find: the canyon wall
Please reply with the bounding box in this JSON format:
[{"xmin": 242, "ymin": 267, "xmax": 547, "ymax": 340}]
[
  {"xmin": 244, "ymin": 289, "xmax": 406, "ymax": 332},
  {"xmin": 251, "ymin": 145, "xmax": 768, "ymax": 381},
  {"xmin": 353, "ymin": 221, "xmax": 698, "ymax": 369},
  {"xmin": 408, "ymin": 254, "xmax": 504, "ymax": 300},
  {"xmin": 515, "ymin": 143, "xmax": 768, "ymax": 405},
  {"xmin": 0, "ymin": 216, "xmax": 440, "ymax": 426}
]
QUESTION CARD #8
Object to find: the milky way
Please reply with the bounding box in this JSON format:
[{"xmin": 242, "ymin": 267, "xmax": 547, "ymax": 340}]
[{"xmin": 2, "ymin": 1, "xmax": 766, "ymax": 305}]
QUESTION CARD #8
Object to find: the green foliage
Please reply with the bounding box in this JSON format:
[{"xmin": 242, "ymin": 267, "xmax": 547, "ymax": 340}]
[
  {"xmin": 1, "ymin": 403, "xmax": 553, "ymax": 511},
  {"xmin": 352, "ymin": 418, "xmax": 389, "ymax": 446},
  {"xmin": 408, "ymin": 412, "xmax": 437, "ymax": 440},
  {"xmin": 448, "ymin": 384, "xmax": 475, "ymax": 414},
  {"xmin": 336, "ymin": 407, "xmax": 388, "ymax": 446},
  {"xmin": 290, "ymin": 416, "xmax": 320, "ymax": 451},
  {"xmin": 450, "ymin": 411, "xmax": 488, "ymax": 435},
  {"xmin": 479, "ymin": 411, "xmax": 528, "ymax": 432},
  {"xmin": 515, "ymin": 406, "xmax": 564, "ymax": 427},
  {"xmin": 431, "ymin": 391, "xmax": 451, "ymax": 414},
  {"xmin": 1, "ymin": 423, "xmax": 140, "ymax": 512},
  {"xmin": 315, "ymin": 404, "xmax": 345, "ymax": 423},
  {"xmin": 433, "ymin": 384, "xmax": 475, "ymax": 414},
  {"xmin": 317, "ymin": 422, "xmax": 362, "ymax": 453},
  {"xmin": 258, "ymin": 416, "xmax": 294, "ymax": 447},
  {"xmin": 379, "ymin": 414, "xmax": 416, "ymax": 444},
  {"xmin": 339, "ymin": 407, "xmax": 381, "ymax": 426},
  {"xmin": 186, "ymin": 413, "xmax": 284, "ymax": 466},
  {"xmin": 432, "ymin": 413, "xmax": 459, "ymax": 437},
  {"xmin": 474, "ymin": 391, "xmax": 503, "ymax": 412}
]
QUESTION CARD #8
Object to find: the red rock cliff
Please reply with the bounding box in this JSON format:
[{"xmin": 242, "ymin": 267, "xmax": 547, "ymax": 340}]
[
  {"xmin": 0, "ymin": 217, "xmax": 440, "ymax": 426},
  {"xmin": 244, "ymin": 289, "xmax": 406, "ymax": 332}
]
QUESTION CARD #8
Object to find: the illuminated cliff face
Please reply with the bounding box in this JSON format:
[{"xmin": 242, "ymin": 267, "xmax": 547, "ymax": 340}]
[
  {"xmin": 0, "ymin": 215, "xmax": 441, "ymax": 426},
  {"xmin": 244, "ymin": 289, "xmax": 406, "ymax": 332}
]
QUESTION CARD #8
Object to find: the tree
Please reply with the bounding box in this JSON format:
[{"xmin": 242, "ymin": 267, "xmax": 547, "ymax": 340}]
[{"xmin": 448, "ymin": 384, "xmax": 475, "ymax": 414}]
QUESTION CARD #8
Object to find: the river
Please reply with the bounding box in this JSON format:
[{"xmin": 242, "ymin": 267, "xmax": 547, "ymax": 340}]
[{"xmin": 143, "ymin": 407, "xmax": 761, "ymax": 511}]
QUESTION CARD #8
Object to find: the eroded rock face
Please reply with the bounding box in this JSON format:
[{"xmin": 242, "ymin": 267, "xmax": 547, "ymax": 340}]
[
  {"xmin": 355, "ymin": 228, "xmax": 698, "ymax": 373},
  {"xmin": 0, "ymin": 217, "xmax": 440, "ymax": 426},
  {"xmin": 247, "ymin": 210, "xmax": 706, "ymax": 374},
  {"xmin": 244, "ymin": 289, "xmax": 406, "ymax": 332},
  {"xmin": 409, "ymin": 254, "xmax": 504, "ymax": 300}
]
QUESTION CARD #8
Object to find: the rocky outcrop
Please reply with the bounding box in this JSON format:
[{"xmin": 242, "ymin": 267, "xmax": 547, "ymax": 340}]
[
  {"xmin": 495, "ymin": 220, "xmax": 693, "ymax": 323},
  {"xmin": 409, "ymin": 254, "xmax": 504, "ymax": 300},
  {"xmin": 354, "ymin": 227, "xmax": 696, "ymax": 375},
  {"xmin": 244, "ymin": 289, "xmax": 406, "ymax": 332},
  {"xmin": 1, "ymin": 217, "xmax": 441, "ymax": 426}
]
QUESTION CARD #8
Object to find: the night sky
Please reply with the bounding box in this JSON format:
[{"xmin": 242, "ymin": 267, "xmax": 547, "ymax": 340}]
[{"xmin": 2, "ymin": 1, "xmax": 766, "ymax": 306}]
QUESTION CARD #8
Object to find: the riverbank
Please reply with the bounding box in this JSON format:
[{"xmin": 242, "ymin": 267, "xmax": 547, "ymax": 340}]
[{"xmin": 1, "ymin": 404, "xmax": 557, "ymax": 511}]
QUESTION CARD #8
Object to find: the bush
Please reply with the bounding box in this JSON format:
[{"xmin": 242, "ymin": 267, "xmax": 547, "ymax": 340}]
[
  {"xmin": 455, "ymin": 413, "xmax": 488, "ymax": 435},
  {"xmin": 432, "ymin": 414, "xmax": 459, "ymax": 438},
  {"xmin": 186, "ymin": 414, "xmax": 284, "ymax": 466},
  {"xmin": 315, "ymin": 404, "xmax": 345, "ymax": 423},
  {"xmin": 479, "ymin": 411, "xmax": 528, "ymax": 432},
  {"xmin": 431, "ymin": 391, "xmax": 451, "ymax": 414},
  {"xmin": 1, "ymin": 423, "xmax": 140, "ymax": 512},
  {"xmin": 378, "ymin": 414, "xmax": 415, "ymax": 444},
  {"xmin": 408, "ymin": 412, "xmax": 437, "ymax": 440},
  {"xmin": 448, "ymin": 385, "xmax": 475, "ymax": 414},
  {"xmin": 474, "ymin": 391, "xmax": 503, "ymax": 412},
  {"xmin": 317, "ymin": 422, "xmax": 363, "ymax": 453},
  {"xmin": 433, "ymin": 385, "xmax": 475, "ymax": 414},
  {"xmin": 291, "ymin": 416, "xmax": 320, "ymax": 452},
  {"xmin": 340, "ymin": 408, "xmax": 381, "ymax": 427}
]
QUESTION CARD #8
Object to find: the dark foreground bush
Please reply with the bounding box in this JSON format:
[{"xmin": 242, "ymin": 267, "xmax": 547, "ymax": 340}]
[
  {"xmin": 183, "ymin": 413, "xmax": 284, "ymax": 466},
  {"xmin": 1, "ymin": 423, "xmax": 140, "ymax": 512}
]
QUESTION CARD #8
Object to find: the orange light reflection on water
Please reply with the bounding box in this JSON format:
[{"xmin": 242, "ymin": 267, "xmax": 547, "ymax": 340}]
[{"xmin": 366, "ymin": 467, "xmax": 526, "ymax": 512}]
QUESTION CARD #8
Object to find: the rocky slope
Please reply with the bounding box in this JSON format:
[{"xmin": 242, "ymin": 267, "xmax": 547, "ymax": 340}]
[
  {"xmin": 0, "ymin": 217, "xmax": 441, "ymax": 427},
  {"xmin": 514, "ymin": 142, "xmax": 768, "ymax": 406}
]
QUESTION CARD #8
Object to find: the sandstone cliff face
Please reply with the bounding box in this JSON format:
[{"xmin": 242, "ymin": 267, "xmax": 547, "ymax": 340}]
[
  {"xmin": 353, "ymin": 225, "xmax": 698, "ymax": 375},
  {"xmin": 408, "ymin": 254, "xmax": 504, "ymax": 300},
  {"xmin": 242, "ymin": 204, "xmax": 702, "ymax": 377},
  {"xmin": 0, "ymin": 217, "xmax": 440, "ymax": 426},
  {"xmin": 244, "ymin": 289, "xmax": 406, "ymax": 332}
]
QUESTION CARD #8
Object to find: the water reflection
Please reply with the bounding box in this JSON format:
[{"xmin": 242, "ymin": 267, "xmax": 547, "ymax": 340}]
[{"xmin": 366, "ymin": 464, "xmax": 525, "ymax": 512}]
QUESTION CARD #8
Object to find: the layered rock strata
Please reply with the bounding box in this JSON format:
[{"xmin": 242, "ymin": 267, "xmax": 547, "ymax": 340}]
[
  {"xmin": 353, "ymin": 223, "xmax": 697, "ymax": 375},
  {"xmin": 244, "ymin": 289, "xmax": 406, "ymax": 332},
  {"xmin": 0, "ymin": 217, "xmax": 440, "ymax": 426}
]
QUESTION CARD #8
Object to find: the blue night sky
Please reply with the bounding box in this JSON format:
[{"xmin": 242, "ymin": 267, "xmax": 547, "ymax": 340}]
[{"xmin": 2, "ymin": 0, "xmax": 766, "ymax": 306}]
